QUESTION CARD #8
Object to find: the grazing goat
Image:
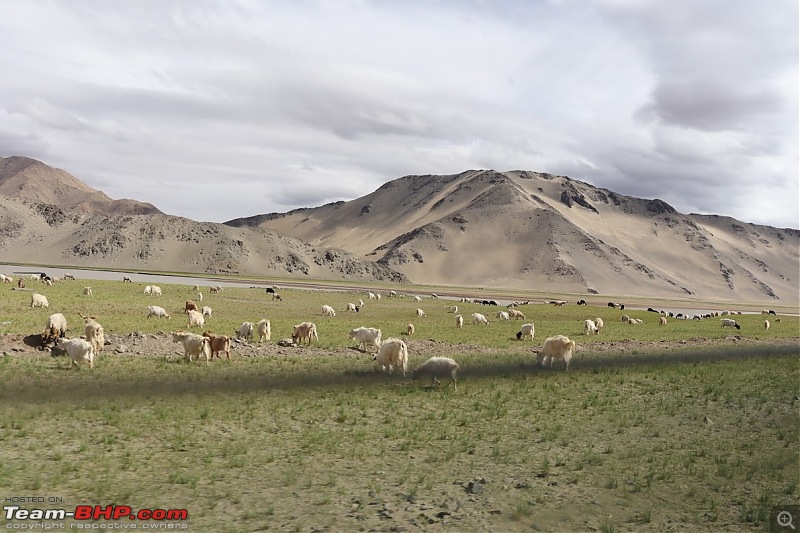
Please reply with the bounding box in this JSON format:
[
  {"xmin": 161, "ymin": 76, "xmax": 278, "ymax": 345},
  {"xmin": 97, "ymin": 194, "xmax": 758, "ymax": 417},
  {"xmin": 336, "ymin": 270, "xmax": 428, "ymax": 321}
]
[
  {"xmin": 123, "ymin": 276, "xmax": 132, "ymax": 282},
  {"xmin": 471, "ymin": 312, "xmax": 489, "ymax": 326},
  {"xmin": 236, "ymin": 322, "xmax": 255, "ymax": 342},
  {"xmin": 291, "ymin": 322, "xmax": 318, "ymax": 345},
  {"xmin": 346, "ymin": 303, "xmax": 358, "ymax": 312},
  {"xmin": 455, "ymin": 314, "xmax": 464, "ymax": 329},
  {"xmin": 374, "ymin": 338, "xmax": 408, "ymax": 376},
  {"xmin": 187, "ymin": 309, "xmax": 205, "ymax": 328},
  {"xmin": 508, "ymin": 309, "xmax": 525, "ymax": 320},
  {"xmin": 257, "ymin": 319, "xmax": 271, "ymax": 342},
  {"xmin": 42, "ymin": 313, "xmax": 68, "ymax": 346},
  {"xmin": 82, "ymin": 287, "xmax": 93, "ymax": 297},
  {"xmin": 448, "ymin": 305, "xmax": 458, "ymax": 313},
  {"xmin": 30, "ymin": 293, "xmax": 49, "ymax": 308},
  {"xmin": 171, "ymin": 331, "xmax": 211, "ymax": 363},
  {"xmin": 406, "ymin": 323, "xmax": 415, "ymax": 336},
  {"xmin": 202, "ymin": 332, "xmax": 231, "ymax": 360},
  {"xmin": 534, "ymin": 335, "xmax": 576, "ymax": 371},
  {"xmin": 202, "ymin": 306, "xmax": 213, "ymax": 318},
  {"xmin": 594, "ymin": 317, "xmax": 604, "ymax": 333},
  {"xmin": 349, "ymin": 326, "xmax": 382, "ymax": 353},
  {"xmin": 720, "ymin": 318, "xmax": 741, "ymax": 330},
  {"xmin": 416, "ymin": 308, "xmax": 426, "ymax": 318},
  {"xmin": 496, "ymin": 311, "xmax": 510, "ymax": 321},
  {"xmin": 584, "ymin": 319, "xmax": 597, "ymax": 335},
  {"xmin": 412, "ymin": 357, "xmax": 459, "ymax": 391},
  {"xmin": 185, "ymin": 300, "xmax": 199, "ymax": 314},
  {"xmin": 516, "ymin": 323, "xmax": 535, "ymax": 341},
  {"xmin": 321, "ymin": 305, "xmax": 336, "ymax": 317},
  {"xmin": 57, "ymin": 337, "xmax": 94, "ymax": 369},
  {"xmin": 147, "ymin": 305, "xmax": 171, "ymax": 320},
  {"xmin": 659, "ymin": 316, "xmax": 667, "ymax": 326}
]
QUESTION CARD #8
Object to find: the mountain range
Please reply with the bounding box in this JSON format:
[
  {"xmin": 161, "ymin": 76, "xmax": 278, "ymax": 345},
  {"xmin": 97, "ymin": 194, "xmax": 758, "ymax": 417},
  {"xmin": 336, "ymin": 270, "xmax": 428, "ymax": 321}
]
[{"xmin": 1, "ymin": 157, "xmax": 798, "ymax": 303}]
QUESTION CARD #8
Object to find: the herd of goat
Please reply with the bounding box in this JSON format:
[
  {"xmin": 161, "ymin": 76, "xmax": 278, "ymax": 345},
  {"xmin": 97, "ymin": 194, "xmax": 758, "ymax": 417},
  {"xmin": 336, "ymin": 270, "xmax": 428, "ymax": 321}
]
[{"xmin": 3, "ymin": 272, "xmax": 782, "ymax": 390}]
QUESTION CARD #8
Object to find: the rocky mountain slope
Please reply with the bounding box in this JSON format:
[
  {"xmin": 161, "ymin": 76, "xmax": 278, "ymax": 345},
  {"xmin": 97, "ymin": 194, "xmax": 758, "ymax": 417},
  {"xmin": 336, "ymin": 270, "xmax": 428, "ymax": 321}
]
[
  {"xmin": 0, "ymin": 156, "xmax": 161, "ymax": 216},
  {"xmin": 0, "ymin": 196, "xmax": 407, "ymax": 283},
  {"xmin": 227, "ymin": 170, "xmax": 800, "ymax": 303}
]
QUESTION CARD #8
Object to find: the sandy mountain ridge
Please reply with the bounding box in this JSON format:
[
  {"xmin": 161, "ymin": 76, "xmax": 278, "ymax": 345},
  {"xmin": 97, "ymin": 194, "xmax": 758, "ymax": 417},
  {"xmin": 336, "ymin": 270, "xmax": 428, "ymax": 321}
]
[
  {"xmin": 0, "ymin": 156, "xmax": 161, "ymax": 216},
  {"xmin": 0, "ymin": 157, "xmax": 796, "ymax": 303},
  {"xmin": 227, "ymin": 169, "xmax": 800, "ymax": 304}
]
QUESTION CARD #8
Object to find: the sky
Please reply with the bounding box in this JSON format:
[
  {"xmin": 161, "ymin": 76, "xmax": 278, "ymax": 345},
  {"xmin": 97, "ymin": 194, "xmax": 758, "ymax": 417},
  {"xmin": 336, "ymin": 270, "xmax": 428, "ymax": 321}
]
[{"xmin": 0, "ymin": 0, "xmax": 797, "ymax": 228}]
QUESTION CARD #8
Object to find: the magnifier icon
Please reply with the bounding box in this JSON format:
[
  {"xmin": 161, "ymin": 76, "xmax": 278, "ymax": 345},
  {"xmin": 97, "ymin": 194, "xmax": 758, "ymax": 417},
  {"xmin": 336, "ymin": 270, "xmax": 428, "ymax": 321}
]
[{"xmin": 778, "ymin": 510, "xmax": 796, "ymax": 530}]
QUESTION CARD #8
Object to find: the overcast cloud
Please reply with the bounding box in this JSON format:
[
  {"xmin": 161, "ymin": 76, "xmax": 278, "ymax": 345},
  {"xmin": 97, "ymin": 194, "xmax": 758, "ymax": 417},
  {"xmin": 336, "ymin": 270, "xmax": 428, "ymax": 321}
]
[{"xmin": 0, "ymin": 0, "xmax": 797, "ymax": 228}]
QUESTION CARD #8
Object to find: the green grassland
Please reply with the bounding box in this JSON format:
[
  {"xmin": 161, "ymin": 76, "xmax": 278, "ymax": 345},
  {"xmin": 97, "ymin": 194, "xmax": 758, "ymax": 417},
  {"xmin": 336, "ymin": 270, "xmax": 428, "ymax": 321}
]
[{"xmin": 0, "ymin": 278, "xmax": 798, "ymax": 532}]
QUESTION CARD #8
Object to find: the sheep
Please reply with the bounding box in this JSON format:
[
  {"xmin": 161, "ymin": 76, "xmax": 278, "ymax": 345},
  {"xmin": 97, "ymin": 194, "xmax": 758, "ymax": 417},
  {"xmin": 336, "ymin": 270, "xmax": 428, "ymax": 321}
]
[
  {"xmin": 720, "ymin": 318, "xmax": 741, "ymax": 330},
  {"xmin": 82, "ymin": 316, "xmax": 105, "ymax": 354},
  {"xmin": 197, "ymin": 292, "xmax": 203, "ymax": 302},
  {"xmin": 171, "ymin": 331, "xmax": 211, "ymax": 363},
  {"xmin": 236, "ymin": 322, "xmax": 255, "ymax": 342},
  {"xmin": 57, "ymin": 337, "xmax": 95, "ymax": 369},
  {"xmin": 184, "ymin": 300, "xmax": 199, "ymax": 314},
  {"xmin": 431, "ymin": 293, "xmax": 439, "ymax": 299},
  {"xmin": 508, "ymin": 309, "xmax": 526, "ymax": 320},
  {"xmin": 368, "ymin": 291, "xmax": 376, "ymax": 300},
  {"xmin": 321, "ymin": 304, "xmax": 336, "ymax": 317},
  {"xmin": 416, "ymin": 308, "xmax": 426, "ymax": 318},
  {"xmin": 621, "ymin": 315, "xmax": 630, "ymax": 323},
  {"xmin": 534, "ymin": 335, "xmax": 576, "ymax": 371},
  {"xmin": 291, "ymin": 322, "xmax": 318, "ymax": 345},
  {"xmin": 448, "ymin": 305, "xmax": 458, "ymax": 313},
  {"xmin": 413, "ymin": 295, "xmax": 422, "ymax": 302},
  {"xmin": 345, "ymin": 303, "xmax": 358, "ymax": 312},
  {"xmin": 64, "ymin": 273, "xmax": 75, "ymax": 280},
  {"xmin": 594, "ymin": 317, "xmax": 604, "ymax": 333},
  {"xmin": 257, "ymin": 319, "xmax": 271, "ymax": 342},
  {"xmin": 202, "ymin": 332, "xmax": 231, "ymax": 360},
  {"xmin": 0, "ymin": 274, "xmax": 11, "ymax": 283},
  {"xmin": 30, "ymin": 293, "xmax": 49, "ymax": 308},
  {"xmin": 516, "ymin": 323, "xmax": 535, "ymax": 341},
  {"xmin": 406, "ymin": 323, "xmax": 415, "ymax": 336},
  {"xmin": 82, "ymin": 286, "xmax": 93, "ymax": 297},
  {"xmin": 43, "ymin": 279, "xmax": 52, "ymax": 286},
  {"xmin": 659, "ymin": 316, "xmax": 667, "ymax": 326},
  {"xmin": 628, "ymin": 318, "xmax": 643, "ymax": 325},
  {"xmin": 496, "ymin": 311, "xmax": 510, "ymax": 321},
  {"xmin": 348, "ymin": 326, "xmax": 382, "ymax": 353},
  {"xmin": 41, "ymin": 313, "xmax": 68, "ymax": 346},
  {"xmin": 389, "ymin": 290, "xmax": 398, "ymax": 297},
  {"xmin": 143, "ymin": 285, "xmax": 152, "ymax": 295},
  {"xmin": 210, "ymin": 286, "xmax": 220, "ymax": 294},
  {"xmin": 763, "ymin": 320, "xmax": 771, "ymax": 331},
  {"xmin": 761, "ymin": 309, "xmax": 770, "ymax": 314},
  {"xmin": 30, "ymin": 274, "xmax": 40, "ymax": 280},
  {"xmin": 17, "ymin": 278, "xmax": 25, "ymax": 288},
  {"xmin": 147, "ymin": 305, "xmax": 171, "ymax": 320},
  {"xmin": 187, "ymin": 309, "xmax": 205, "ymax": 328},
  {"xmin": 272, "ymin": 293, "xmax": 283, "ymax": 301},
  {"xmin": 471, "ymin": 312, "xmax": 489, "ymax": 326},
  {"xmin": 193, "ymin": 284, "xmax": 201, "ymax": 292},
  {"xmin": 374, "ymin": 338, "xmax": 408, "ymax": 376},
  {"xmin": 151, "ymin": 285, "xmax": 162, "ymax": 296},
  {"xmin": 412, "ymin": 357, "xmax": 459, "ymax": 391},
  {"xmin": 376, "ymin": 293, "xmax": 382, "ymax": 301},
  {"xmin": 455, "ymin": 314, "xmax": 464, "ymax": 329},
  {"xmin": 584, "ymin": 319, "xmax": 597, "ymax": 335},
  {"xmin": 202, "ymin": 306, "xmax": 213, "ymax": 318},
  {"xmin": 123, "ymin": 275, "xmax": 132, "ymax": 282}
]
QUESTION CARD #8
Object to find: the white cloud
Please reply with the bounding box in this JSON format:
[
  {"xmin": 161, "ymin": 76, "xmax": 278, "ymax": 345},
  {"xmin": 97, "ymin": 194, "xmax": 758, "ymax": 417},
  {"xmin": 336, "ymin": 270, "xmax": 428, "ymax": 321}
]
[{"xmin": 0, "ymin": 0, "xmax": 796, "ymax": 228}]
